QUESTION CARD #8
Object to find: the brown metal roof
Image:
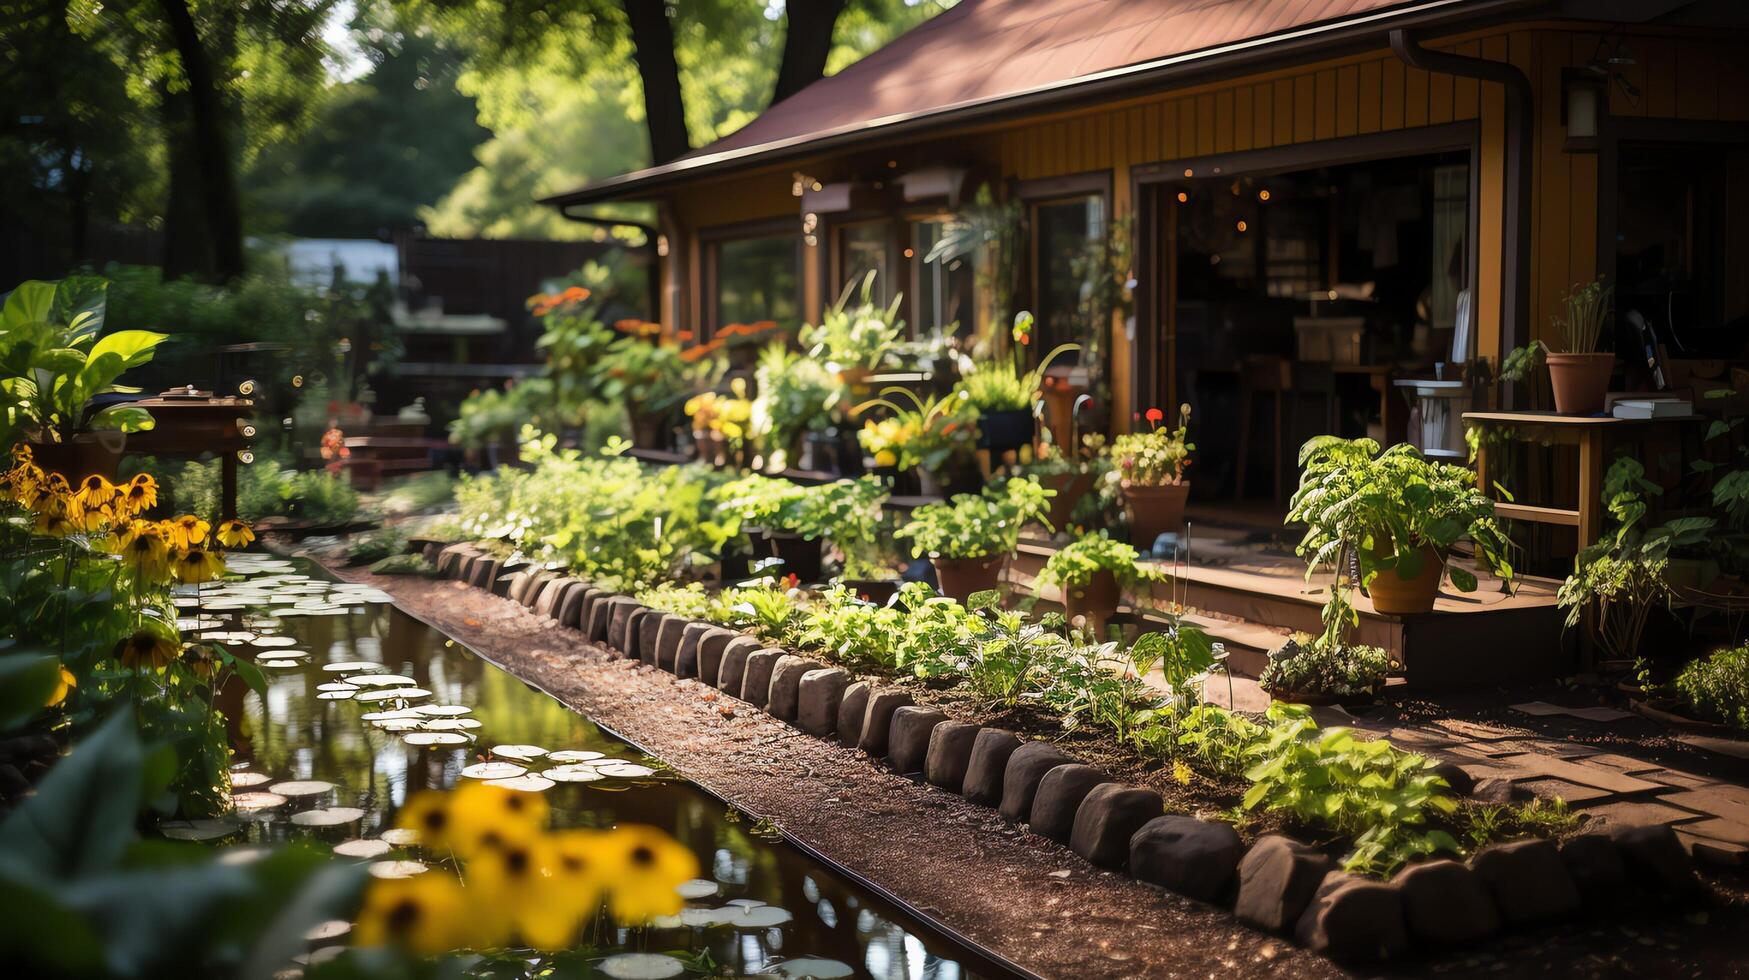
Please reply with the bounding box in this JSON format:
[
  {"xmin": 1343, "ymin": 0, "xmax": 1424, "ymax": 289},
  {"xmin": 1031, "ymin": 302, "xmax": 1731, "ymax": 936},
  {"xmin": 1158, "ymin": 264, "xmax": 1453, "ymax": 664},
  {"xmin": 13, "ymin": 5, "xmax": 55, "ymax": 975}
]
[{"xmin": 544, "ymin": 0, "xmax": 1535, "ymax": 207}]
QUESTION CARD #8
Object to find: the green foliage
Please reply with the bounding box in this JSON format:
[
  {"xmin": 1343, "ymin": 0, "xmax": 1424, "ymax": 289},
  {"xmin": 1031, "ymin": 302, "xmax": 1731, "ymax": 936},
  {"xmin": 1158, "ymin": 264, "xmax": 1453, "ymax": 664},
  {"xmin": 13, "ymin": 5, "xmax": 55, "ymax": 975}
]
[
  {"xmin": 1242, "ymin": 704, "xmax": 1460, "ymax": 876},
  {"xmin": 1558, "ymin": 457, "xmax": 1695, "ymax": 661},
  {"xmin": 1671, "ymin": 645, "xmax": 1749, "ymax": 730},
  {"xmin": 1108, "ymin": 404, "xmax": 1193, "ymax": 486},
  {"xmin": 713, "ymin": 475, "xmax": 886, "ymax": 546},
  {"xmin": 1552, "ymin": 277, "xmax": 1613, "ymax": 354},
  {"xmin": 368, "ymin": 553, "xmax": 436, "ymax": 577},
  {"xmin": 1039, "ymin": 530, "xmax": 1161, "ymax": 591},
  {"xmin": 635, "ymin": 582, "xmax": 714, "ymax": 620},
  {"xmin": 800, "ymin": 272, "xmax": 907, "ymax": 372},
  {"xmin": 0, "ymin": 277, "xmax": 166, "ymax": 446},
  {"xmin": 707, "ymin": 580, "xmax": 803, "ymax": 645},
  {"xmin": 1258, "ymin": 634, "xmax": 1392, "ymax": 700},
  {"xmin": 752, "ymin": 342, "xmax": 844, "ymax": 468},
  {"xmin": 853, "ymin": 386, "xmax": 979, "ymax": 476},
  {"xmin": 1289, "ymin": 436, "xmax": 1513, "ymax": 648},
  {"xmin": 345, "ymin": 527, "xmax": 406, "ymax": 566},
  {"xmin": 167, "ymin": 456, "xmax": 361, "ymax": 526},
  {"xmin": 792, "ymin": 585, "xmax": 906, "ymax": 672},
  {"xmin": 923, "ymin": 184, "xmax": 1022, "ymax": 350},
  {"xmin": 455, "ymin": 433, "xmax": 724, "ymax": 592},
  {"xmin": 896, "ymin": 477, "xmax": 1054, "ymax": 560}
]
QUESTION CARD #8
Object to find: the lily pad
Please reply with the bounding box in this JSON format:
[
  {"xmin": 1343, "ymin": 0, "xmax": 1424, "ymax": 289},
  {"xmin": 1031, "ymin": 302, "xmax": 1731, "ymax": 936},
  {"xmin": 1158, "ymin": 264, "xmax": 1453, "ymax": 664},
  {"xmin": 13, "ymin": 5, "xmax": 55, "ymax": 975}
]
[
  {"xmin": 598, "ymin": 953, "xmax": 684, "ymax": 980},
  {"xmin": 484, "ymin": 774, "xmax": 555, "ymax": 792},
  {"xmin": 378, "ymin": 828, "xmax": 420, "ymax": 846},
  {"xmin": 258, "ymin": 659, "xmax": 303, "ymax": 669},
  {"xmin": 491, "ymin": 744, "xmax": 547, "ymax": 761},
  {"xmin": 332, "ymin": 838, "xmax": 394, "ymax": 859},
  {"xmin": 316, "ymin": 682, "xmax": 358, "ymax": 693},
  {"xmin": 541, "ymin": 765, "xmax": 605, "ymax": 783},
  {"xmin": 459, "ymin": 761, "xmax": 527, "ymax": 780},
  {"xmin": 322, "ymin": 661, "xmax": 384, "ymax": 673},
  {"xmin": 349, "ymin": 674, "xmax": 416, "ymax": 687},
  {"xmin": 251, "ymin": 636, "xmax": 299, "ymax": 648},
  {"xmin": 356, "ymin": 688, "xmax": 431, "ymax": 703},
  {"xmin": 546, "ymin": 750, "xmax": 606, "ymax": 763},
  {"xmin": 412, "ymin": 704, "xmax": 471, "ymax": 717},
  {"xmin": 419, "ymin": 718, "xmax": 481, "ymax": 731},
  {"xmin": 315, "ymin": 690, "xmax": 355, "ymax": 701},
  {"xmin": 229, "ymin": 771, "xmax": 271, "ymax": 788},
  {"xmin": 291, "ymin": 807, "xmax": 367, "ymax": 827},
  {"xmin": 269, "ymin": 780, "xmax": 335, "ymax": 797},
  {"xmin": 597, "ymin": 763, "xmax": 657, "ymax": 779},
  {"xmin": 233, "ymin": 792, "xmax": 288, "ymax": 811},
  {"xmin": 304, "ymin": 919, "xmax": 353, "ymax": 942},
  {"xmin": 360, "ymin": 709, "xmax": 421, "ymax": 722},
  {"xmin": 675, "ymin": 878, "xmax": 719, "ymax": 900},
  {"xmin": 402, "ymin": 732, "xmax": 469, "ymax": 747},
  {"xmin": 767, "ymin": 957, "xmax": 853, "ymax": 978},
  {"xmin": 366, "ymin": 859, "xmax": 428, "ymax": 879},
  {"xmin": 725, "ymin": 905, "xmax": 792, "ymax": 928}
]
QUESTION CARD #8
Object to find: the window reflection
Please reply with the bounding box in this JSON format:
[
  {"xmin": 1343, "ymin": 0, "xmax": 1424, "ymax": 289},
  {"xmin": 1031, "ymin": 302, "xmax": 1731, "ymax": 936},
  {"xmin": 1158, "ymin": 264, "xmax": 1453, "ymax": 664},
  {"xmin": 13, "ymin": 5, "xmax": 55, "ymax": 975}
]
[
  {"xmin": 912, "ymin": 218, "xmax": 973, "ymax": 341},
  {"xmin": 1033, "ymin": 194, "xmax": 1104, "ymax": 362},
  {"xmin": 838, "ymin": 221, "xmax": 892, "ymax": 302},
  {"xmin": 714, "ymin": 234, "xmax": 799, "ymax": 333}
]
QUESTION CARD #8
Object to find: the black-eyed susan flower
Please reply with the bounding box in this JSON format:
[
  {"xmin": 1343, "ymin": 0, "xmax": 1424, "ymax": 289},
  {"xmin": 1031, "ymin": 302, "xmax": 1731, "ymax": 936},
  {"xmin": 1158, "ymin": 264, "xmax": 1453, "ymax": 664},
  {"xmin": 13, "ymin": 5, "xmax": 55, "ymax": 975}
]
[
  {"xmin": 353, "ymin": 873, "xmax": 483, "ymax": 957},
  {"xmin": 115, "ymin": 521, "xmax": 172, "ymax": 583},
  {"xmin": 172, "ymin": 545, "xmax": 225, "ymax": 584},
  {"xmin": 167, "ymin": 514, "xmax": 210, "ymax": 550},
  {"xmin": 215, "ymin": 518, "xmax": 254, "ymax": 549},
  {"xmin": 466, "ymin": 834, "xmax": 584, "ymax": 951},
  {"xmin": 393, "ymin": 790, "xmax": 453, "ymax": 853},
  {"xmin": 45, "ymin": 665, "xmax": 75, "ymax": 707},
  {"xmin": 32, "ymin": 496, "xmax": 77, "ymax": 537},
  {"xmin": 118, "ymin": 473, "xmax": 158, "ymax": 515},
  {"xmin": 601, "ymin": 824, "xmax": 699, "ymax": 924},
  {"xmin": 115, "ymin": 628, "xmax": 178, "ymax": 671},
  {"xmin": 443, "ymin": 782, "xmax": 549, "ymax": 858},
  {"xmin": 184, "ymin": 643, "xmax": 219, "ymax": 680},
  {"xmin": 72, "ymin": 474, "xmax": 115, "ymax": 512}
]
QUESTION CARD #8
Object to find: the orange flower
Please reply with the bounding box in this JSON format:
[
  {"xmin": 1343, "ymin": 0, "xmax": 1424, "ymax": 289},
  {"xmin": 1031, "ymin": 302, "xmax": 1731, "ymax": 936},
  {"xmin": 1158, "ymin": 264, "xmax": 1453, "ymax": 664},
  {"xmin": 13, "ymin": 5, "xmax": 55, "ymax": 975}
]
[{"xmin": 561, "ymin": 286, "xmax": 589, "ymax": 302}]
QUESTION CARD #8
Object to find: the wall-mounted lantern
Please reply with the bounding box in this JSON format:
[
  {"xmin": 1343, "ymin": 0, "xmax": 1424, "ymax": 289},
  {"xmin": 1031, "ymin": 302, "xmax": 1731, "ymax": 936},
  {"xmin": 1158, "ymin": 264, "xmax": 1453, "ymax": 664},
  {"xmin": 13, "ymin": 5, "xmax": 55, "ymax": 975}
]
[{"xmin": 1561, "ymin": 67, "xmax": 1606, "ymax": 152}]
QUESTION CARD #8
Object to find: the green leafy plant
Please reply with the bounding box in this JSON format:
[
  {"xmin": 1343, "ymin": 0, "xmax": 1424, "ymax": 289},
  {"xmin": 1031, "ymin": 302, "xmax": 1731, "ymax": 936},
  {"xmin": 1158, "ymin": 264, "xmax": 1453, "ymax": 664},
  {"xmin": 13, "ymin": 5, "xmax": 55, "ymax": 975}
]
[
  {"xmin": 950, "ymin": 311, "xmax": 1077, "ymax": 413},
  {"xmin": 1499, "ymin": 277, "xmax": 1615, "ymax": 378},
  {"xmin": 1039, "ymin": 530, "xmax": 1162, "ymax": 591},
  {"xmin": 1258, "ymin": 633, "xmax": 1392, "ymax": 700},
  {"xmin": 1289, "ymin": 436, "xmax": 1513, "ymax": 649},
  {"xmin": 854, "ymin": 386, "xmax": 978, "ymax": 475},
  {"xmin": 896, "ymin": 477, "xmax": 1053, "ymax": 560},
  {"xmin": 793, "ymin": 585, "xmax": 906, "ymax": 671},
  {"xmin": 751, "ymin": 341, "xmax": 843, "ymax": 469},
  {"xmin": 1107, "ymin": 404, "xmax": 1193, "ymax": 486},
  {"xmin": 1, "ymin": 277, "xmax": 167, "ymax": 447},
  {"xmin": 1670, "ymin": 645, "xmax": 1749, "ymax": 730},
  {"xmin": 708, "ymin": 579, "xmax": 802, "ymax": 644},
  {"xmin": 923, "ymin": 184, "xmax": 1022, "ymax": 351},
  {"xmin": 636, "ymin": 582, "xmax": 714, "ymax": 620},
  {"xmin": 799, "ymin": 271, "xmax": 907, "ymax": 372}
]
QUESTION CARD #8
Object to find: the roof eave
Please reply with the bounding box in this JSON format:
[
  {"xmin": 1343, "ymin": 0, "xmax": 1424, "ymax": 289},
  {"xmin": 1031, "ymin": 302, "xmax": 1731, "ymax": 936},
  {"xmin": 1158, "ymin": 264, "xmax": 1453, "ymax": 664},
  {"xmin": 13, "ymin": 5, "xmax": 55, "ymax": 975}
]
[{"xmin": 540, "ymin": 0, "xmax": 1547, "ymax": 209}]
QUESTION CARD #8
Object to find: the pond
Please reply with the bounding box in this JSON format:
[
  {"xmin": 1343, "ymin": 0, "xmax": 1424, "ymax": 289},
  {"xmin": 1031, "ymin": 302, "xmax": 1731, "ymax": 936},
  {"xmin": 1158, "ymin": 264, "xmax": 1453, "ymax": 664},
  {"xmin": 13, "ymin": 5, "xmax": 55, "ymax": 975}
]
[{"xmin": 185, "ymin": 553, "xmax": 999, "ymax": 979}]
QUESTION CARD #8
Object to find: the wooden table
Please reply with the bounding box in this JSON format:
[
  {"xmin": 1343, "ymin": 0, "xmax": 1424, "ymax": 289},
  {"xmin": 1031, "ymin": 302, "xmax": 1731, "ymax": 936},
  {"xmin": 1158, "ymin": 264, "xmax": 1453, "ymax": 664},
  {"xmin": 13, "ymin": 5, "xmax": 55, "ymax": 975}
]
[
  {"xmin": 125, "ymin": 397, "xmax": 255, "ymax": 519},
  {"xmin": 1462, "ymin": 411, "xmax": 1703, "ymax": 547}
]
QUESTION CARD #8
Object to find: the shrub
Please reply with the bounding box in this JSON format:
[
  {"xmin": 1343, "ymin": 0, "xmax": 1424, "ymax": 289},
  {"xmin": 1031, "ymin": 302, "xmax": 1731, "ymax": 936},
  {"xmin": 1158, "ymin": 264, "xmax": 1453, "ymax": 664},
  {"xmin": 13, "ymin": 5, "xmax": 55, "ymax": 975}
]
[
  {"xmin": 1672, "ymin": 646, "xmax": 1749, "ymax": 730},
  {"xmin": 1258, "ymin": 634, "xmax": 1392, "ymax": 700},
  {"xmin": 1107, "ymin": 404, "xmax": 1193, "ymax": 486},
  {"xmin": 157, "ymin": 455, "xmax": 360, "ymax": 525},
  {"xmin": 896, "ymin": 477, "xmax": 1053, "ymax": 560},
  {"xmin": 1039, "ymin": 530, "xmax": 1162, "ymax": 591}
]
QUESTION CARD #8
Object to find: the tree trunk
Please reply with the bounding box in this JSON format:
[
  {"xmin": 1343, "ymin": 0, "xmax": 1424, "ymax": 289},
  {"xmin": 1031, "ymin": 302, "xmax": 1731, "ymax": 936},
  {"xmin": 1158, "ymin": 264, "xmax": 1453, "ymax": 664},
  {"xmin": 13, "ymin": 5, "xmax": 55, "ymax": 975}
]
[
  {"xmin": 621, "ymin": 0, "xmax": 690, "ymax": 165},
  {"xmin": 772, "ymin": 0, "xmax": 846, "ymax": 106},
  {"xmin": 156, "ymin": 0, "xmax": 245, "ymax": 282}
]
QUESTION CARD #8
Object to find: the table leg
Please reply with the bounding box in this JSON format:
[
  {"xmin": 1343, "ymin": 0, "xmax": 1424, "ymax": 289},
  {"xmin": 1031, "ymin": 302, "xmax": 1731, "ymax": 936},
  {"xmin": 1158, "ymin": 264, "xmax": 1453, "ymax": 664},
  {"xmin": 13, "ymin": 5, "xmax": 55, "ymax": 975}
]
[
  {"xmin": 1577, "ymin": 429, "xmax": 1604, "ymax": 548},
  {"xmin": 221, "ymin": 453, "xmax": 238, "ymax": 522}
]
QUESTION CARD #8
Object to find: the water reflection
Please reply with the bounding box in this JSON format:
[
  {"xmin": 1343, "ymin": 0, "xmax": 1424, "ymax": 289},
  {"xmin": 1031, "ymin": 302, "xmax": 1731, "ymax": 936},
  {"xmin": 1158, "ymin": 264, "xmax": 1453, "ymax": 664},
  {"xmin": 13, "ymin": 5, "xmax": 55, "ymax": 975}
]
[{"xmin": 227, "ymin": 558, "xmax": 983, "ymax": 978}]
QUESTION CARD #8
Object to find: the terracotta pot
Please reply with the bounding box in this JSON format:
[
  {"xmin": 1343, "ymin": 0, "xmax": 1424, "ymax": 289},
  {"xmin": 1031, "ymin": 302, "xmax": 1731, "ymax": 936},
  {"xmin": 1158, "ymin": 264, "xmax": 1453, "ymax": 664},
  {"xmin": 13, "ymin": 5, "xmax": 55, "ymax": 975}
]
[
  {"xmin": 1364, "ymin": 543, "xmax": 1445, "ymax": 615},
  {"xmin": 1546, "ymin": 352, "xmax": 1614, "ymax": 415},
  {"xmin": 28, "ymin": 431, "xmax": 127, "ymax": 483},
  {"xmin": 1040, "ymin": 471, "xmax": 1094, "ymax": 531},
  {"xmin": 1122, "ymin": 481, "xmax": 1190, "ymax": 549},
  {"xmin": 766, "ymin": 531, "xmax": 824, "ymax": 583},
  {"xmin": 932, "ymin": 554, "xmax": 1005, "ymax": 601},
  {"xmin": 1061, "ymin": 568, "xmax": 1120, "ymax": 634}
]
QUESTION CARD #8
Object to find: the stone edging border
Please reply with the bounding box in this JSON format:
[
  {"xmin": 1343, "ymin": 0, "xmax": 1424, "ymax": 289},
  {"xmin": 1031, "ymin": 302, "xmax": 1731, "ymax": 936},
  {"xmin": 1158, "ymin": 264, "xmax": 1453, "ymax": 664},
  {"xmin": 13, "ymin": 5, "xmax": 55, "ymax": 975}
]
[{"xmin": 424, "ymin": 541, "xmax": 1709, "ymax": 965}]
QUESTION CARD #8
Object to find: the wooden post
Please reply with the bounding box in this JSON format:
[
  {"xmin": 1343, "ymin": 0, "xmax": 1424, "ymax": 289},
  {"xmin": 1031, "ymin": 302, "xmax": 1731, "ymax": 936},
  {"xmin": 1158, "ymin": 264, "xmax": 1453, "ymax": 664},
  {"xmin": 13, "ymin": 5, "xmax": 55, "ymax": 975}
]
[{"xmin": 221, "ymin": 453, "xmax": 238, "ymax": 521}]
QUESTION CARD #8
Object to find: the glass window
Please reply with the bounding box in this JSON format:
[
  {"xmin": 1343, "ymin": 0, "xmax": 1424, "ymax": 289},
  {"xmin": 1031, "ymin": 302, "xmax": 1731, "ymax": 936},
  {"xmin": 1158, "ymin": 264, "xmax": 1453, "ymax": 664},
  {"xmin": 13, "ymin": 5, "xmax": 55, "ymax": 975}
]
[
  {"xmin": 1034, "ymin": 195, "xmax": 1104, "ymax": 362},
  {"xmin": 837, "ymin": 222, "xmax": 891, "ymax": 302},
  {"xmin": 714, "ymin": 234, "xmax": 799, "ymax": 331},
  {"xmin": 912, "ymin": 218, "xmax": 974, "ymax": 341},
  {"xmin": 1616, "ymin": 142, "xmax": 1749, "ymax": 353}
]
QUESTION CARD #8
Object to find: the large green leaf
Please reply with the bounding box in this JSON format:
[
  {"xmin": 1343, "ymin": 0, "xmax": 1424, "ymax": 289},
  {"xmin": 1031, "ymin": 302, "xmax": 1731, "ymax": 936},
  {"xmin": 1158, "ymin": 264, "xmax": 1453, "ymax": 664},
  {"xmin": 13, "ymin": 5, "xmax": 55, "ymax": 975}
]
[
  {"xmin": 85, "ymin": 330, "xmax": 166, "ymax": 373},
  {"xmin": 0, "ymin": 872, "xmax": 102, "ymax": 973},
  {"xmin": 86, "ymin": 405, "xmax": 156, "ymax": 433},
  {"xmin": 0, "ymin": 654, "xmax": 61, "ymax": 732},
  {"xmin": 0, "ymin": 710, "xmax": 146, "ymax": 883},
  {"xmin": 1, "ymin": 281, "xmax": 57, "ymax": 328},
  {"xmin": 50, "ymin": 277, "xmax": 108, "ymax": 342}
]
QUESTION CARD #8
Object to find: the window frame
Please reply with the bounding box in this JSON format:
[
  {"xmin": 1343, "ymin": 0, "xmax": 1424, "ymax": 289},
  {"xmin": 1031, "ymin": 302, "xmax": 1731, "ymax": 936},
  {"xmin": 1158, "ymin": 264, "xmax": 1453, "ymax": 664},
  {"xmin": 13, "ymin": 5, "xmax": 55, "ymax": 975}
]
[{"xmin": 700, "ymin": 217, "xmax": 803, "ymax": 340}]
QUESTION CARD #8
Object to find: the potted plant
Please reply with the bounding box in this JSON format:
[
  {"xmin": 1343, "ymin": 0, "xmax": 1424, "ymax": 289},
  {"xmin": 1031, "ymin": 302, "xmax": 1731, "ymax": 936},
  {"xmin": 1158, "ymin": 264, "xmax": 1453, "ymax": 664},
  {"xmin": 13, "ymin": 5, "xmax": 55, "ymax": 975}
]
[
  {"xmin": 1107, "ymin": 404, "xmax": 1193, "ymax": 549},
  {"xmin": 1022, "ymin": 430, "xmax": 1109, "ymax": 532},
  {"xmin": 800, "ymin": 272, "xmax": 906, "ymax": 394},
  {"xmin": 895, "ymin": 476, "xmax": 1054, "ymax": 600},
  {"xmin": 1038, "ymin": 530, "xmax": 1163, "ymax": 633},
  {"xmin": 597, "ymin": 321, "xmax": 711, "ymax": 449},
  {"xmin": 1500, "ymin": 277, "xmax": 1614, "ymax": 415},
  {"xmin": 1289, "ymin": 436, "xmax": 1514, "ymax": 616},
  {"xmin": 1259, "ymin": 633, "xmax": 1393, "ymax": 706},
  {"xmin": 752, "ymin": 341, "xmax": 844, "ymax": 471},
  {"xmin": 713, "ymin": 475, "xmax": 885, "ymax": 583},
  {"xmin": 685, "ymin": 382, "xmax": 754, "ymax": 469},
  {"xmin": 950, "ymin": 311, "xmax": 1077, "ymax": 454},
  {"xmin": 2, "ymin": 277, "xmax": 168, "ymax": 480},
  {"xmin": 854, "ymin": 386, "xmax": 980, "ymax": 496}
]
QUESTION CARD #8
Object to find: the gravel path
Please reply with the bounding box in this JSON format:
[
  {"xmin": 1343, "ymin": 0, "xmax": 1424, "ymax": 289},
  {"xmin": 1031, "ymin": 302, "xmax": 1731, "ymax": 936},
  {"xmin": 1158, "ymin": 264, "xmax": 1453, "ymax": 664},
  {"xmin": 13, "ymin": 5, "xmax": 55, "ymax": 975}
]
[{"xmin": 321, "ymin": 560, "xmax": 1749, "ymax": 980}]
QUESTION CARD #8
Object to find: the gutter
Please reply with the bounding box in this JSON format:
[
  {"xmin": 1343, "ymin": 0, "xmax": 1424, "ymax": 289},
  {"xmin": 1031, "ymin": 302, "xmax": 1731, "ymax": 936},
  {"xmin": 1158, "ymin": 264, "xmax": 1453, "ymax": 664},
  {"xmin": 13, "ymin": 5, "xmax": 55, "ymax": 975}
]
[
  {"xmin": 1389, "ymin": 28, "xmax": 1535, "ymax": 369},
  {"xmin": 541, "ymin": 0, "xmax": 1545, "ymax": 208}
]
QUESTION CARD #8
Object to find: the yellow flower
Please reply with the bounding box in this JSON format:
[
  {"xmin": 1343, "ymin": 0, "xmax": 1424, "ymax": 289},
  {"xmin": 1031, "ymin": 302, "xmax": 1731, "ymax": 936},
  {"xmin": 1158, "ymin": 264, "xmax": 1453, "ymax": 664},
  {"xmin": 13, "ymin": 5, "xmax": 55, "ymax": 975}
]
[
  {"xmin": 32, "ymin": 495, "xmax": 77, "ymax": 537},
  {"xmin": 354, "ymin": 873, "xmax": 485, "ymax": 956},
  {"xmin": 393, "ymin": 790, "xmax": 454, "ymax": 853},
  {"xmin": 172, "ymin": 545, "xmax": 225, "ymax": 584},
  {"xmin": 215, "ymin": 519, "xmax": 254, "ymax": 549},
  {"xmin": 116, "ymin": 522, "xmax": 172, "ymax": 583},
  {"xmin": 167, "ymin": 514, "xmax": 211, "ymax": 549},
  {"xmin": 46, "ymin": 665, "xmax": 75, "ymax": 707},
  {"xmin": 115, "ymin": 628, "xmax": 178, "ymax": 671},
  {"xmin": 600, "ymin": 824, "xmax": 699, "ymax": 924},
  {"xmin": 466, "ymin": 834, "xmax": 585, "ymax": 951},
  {"xmin": 443, "ymin": 782, "xmax": 549, "ymax": 858},
  {"xmin": 69, "ymin": 497, "xmax": 112, "ymax": 534},
  {"xmin": 118, "ymin": 473, "xmax": 158, "ymax": 515},
  {"xmin": 72, "ymin": 474, "xmax": 115, "ymax": 512},
  {"xmin": 873, "ymin": 449, "xmax": 898, "ymax": 468},
  {"xmin": 184, "ymin": 643, "xmax": 220, "ymax": 680}
]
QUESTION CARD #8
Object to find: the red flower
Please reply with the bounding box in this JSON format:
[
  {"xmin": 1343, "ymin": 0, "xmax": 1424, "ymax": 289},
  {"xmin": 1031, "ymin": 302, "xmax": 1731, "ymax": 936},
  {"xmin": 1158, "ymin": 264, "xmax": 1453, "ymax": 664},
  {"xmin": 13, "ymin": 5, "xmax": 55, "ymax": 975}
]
[{"xmin": 1145, "ymin": 407, "xmax": 1164, "ymax": 423}]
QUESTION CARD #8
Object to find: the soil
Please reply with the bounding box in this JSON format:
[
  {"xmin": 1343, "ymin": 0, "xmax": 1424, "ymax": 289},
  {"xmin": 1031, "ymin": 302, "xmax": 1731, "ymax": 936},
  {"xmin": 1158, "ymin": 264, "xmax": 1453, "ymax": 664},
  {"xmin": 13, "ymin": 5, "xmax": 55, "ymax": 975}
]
[{"xmin": 312, "ymin": 552, "xmax": 1749, "ymax": 979}]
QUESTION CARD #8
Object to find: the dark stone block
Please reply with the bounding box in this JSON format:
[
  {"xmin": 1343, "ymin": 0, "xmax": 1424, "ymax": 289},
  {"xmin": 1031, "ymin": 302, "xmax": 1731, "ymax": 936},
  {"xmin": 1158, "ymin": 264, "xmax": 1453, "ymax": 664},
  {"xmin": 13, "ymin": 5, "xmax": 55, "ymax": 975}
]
[
  {"xmin": 1132, "ymin": 814, "xmax": 1244, "ymax": 902},
  {"xmin": 961, "ymin": 729, "xmax": 1021, "ymax": 807},
  {"xmin": 999, "ymin": 743, "xmax": 1078, "ymax": 822},
  {"xmin": 637, "ymin": 611, "xmax": 666, "ymax": 665},
  {"xmin": 504, "ymin": 568, "xmax": 537, "ymax": 603},
  {"xmin": 836, "ymin": 681, "xmax": 871, "ymax": 748},
  {"xmin": 797, "ymin": 668, "xmax": 851, "ymax": 736},
  {"xmin": 655, "ymin": 615, "xmax": 688, "ymax": 671},
  {"xmin": 739, "ymin": 649, "xmax": 785, "ymax": 708},
  {"xmin": 1432, "ymin": 761, "xmax": 1476, "ymax": 796},
  {"xmin": 858, "ymin": 690, "xmax": 914, "ymax": 756},
  {"xmin": 1235, "ymin": 835, "xmax": 1332, "ymax": 931},
  {"xmin": 1070, "ymin": 784, "xmax": 1162, "ymax": 869},
  {"xmin": 675, "ymin": 622, "xmax": 712, "ymax": 679},
  {"xmin": 466, "ymin": 556, "xmax": 500, "ymax": 591},
  {"xmin": 1392, "ymin": 858, "xmax": 1500, "ymax": 945},
  {"xmin": 436, "ymin": 544, "xmax": 475, "ymax": 579},
  {"xmin": 923, "ymin": 722, "xmax": 981, "ymax": 793},
  {"xmin": 887, "ymin": 706, "xmax": 948, "ymax": 775},
  {"xmin": 716, "ymin": 637, "xmax": 762, "ymax": 697},
  {"xmin": 1469, "ymin": 839, "xmax": 1581, "ymax": 925},
  {"xmin": 489, "ymin": 563, "xmax": 526, "ymax": 597},
  {"xmin": 558, "ymin": 585, "xmax": 595, "ymax": 628},
  {"xmin": 768, "ymin": 655, "xmax": 825, "ymax": 720},
  {"xmin": 1609, "ymin": 823, "xmax": 1700, "ymax": 896},
  {"xmin": 587, "ymin": 595, "xmax": 626, "ymax": 644},
  {"xmin": 533, "ymin": 577, "xmax": 575, "ymax": 618},
  {"xmin": 1294, "ymin": 871, "xmax": 1409, "ymax": 963},
  {"xmin": 1470, "ymin": 776, "xmax": 1527, "ymax": 804},
  {"xmin": 606, "ymin": 599, "xmax": 645, "ymax": 653},
  {"xmin": 520, "ymin": 571, "xmax": 559, "ymax": 608},
  {"xmin": 1028, "ymin": 764, "xmax": 1108, "ymax": 842},
  {"xmin": 1559, "ymin": 832, "xmax": 1627, "ymax": 895}
]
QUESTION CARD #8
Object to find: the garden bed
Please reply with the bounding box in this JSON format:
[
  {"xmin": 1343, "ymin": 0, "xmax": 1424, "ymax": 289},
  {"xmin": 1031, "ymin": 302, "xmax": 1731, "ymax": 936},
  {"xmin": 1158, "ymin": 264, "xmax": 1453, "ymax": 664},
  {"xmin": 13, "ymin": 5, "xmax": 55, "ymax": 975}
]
[{"xmin": 302, "ymin": 545, "xmax": 1749, "ymax": 975}]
